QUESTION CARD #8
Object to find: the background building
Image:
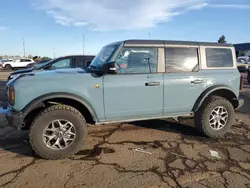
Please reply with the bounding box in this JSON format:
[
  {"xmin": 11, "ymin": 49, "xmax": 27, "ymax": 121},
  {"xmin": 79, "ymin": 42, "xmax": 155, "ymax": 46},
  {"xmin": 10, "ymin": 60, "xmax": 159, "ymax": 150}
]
[{"xmin": 234, "ymin": 43, "xmax": 250, "ymax": 57}]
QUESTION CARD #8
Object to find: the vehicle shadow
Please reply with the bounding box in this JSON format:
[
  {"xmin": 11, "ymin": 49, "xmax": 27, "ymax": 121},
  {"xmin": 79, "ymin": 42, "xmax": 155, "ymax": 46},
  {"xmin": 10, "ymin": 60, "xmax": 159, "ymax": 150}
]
[
  {"xmin": 130, "ymin": 118, "xmax": 207, "ymax": 139},
  {"xmin": 0, "ymin": 118, "xmax": 205, "ymax": 158}
]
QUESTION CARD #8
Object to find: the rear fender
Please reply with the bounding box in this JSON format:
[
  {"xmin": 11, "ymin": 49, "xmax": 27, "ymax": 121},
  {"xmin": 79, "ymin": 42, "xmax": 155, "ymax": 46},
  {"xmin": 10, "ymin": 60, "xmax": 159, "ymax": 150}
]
[{"xmin": 192, "ymin": 85, "xmax": 238, "ymax": 112}]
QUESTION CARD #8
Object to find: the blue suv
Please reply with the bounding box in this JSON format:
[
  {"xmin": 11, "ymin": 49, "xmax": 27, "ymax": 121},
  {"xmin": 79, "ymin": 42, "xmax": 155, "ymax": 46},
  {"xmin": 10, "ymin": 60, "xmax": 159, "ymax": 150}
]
[{"xmin": 4, "ymin": 40, "xmax": 244, "ymax": 160}]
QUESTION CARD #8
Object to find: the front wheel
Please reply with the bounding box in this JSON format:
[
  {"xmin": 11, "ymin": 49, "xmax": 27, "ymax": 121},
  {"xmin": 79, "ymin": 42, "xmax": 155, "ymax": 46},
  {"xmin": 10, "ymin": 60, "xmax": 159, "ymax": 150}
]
[
  {"xmin": 29, "ymin": 105, "xmax": 87, "ymax": 160},
  {"xmin": 194, "ymin": 96, "xmax": 235, "ymax": 138},
  {"xmin": 4, "ymin": 64, "xmax": 12, "ymax": 70}
]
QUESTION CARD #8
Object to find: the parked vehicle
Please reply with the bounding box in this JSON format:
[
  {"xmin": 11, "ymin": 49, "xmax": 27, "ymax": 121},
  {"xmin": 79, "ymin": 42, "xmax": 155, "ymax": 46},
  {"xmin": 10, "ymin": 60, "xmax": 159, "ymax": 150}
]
[
  {"xmin": 237, "ymin": 56, "xmax": 250, "ymax": 62},
  {"xmin": 1, "ymin": 58, "xmax": 34, "ymax": 70},
  {"xmin": 4, "ymin": 40, "xmax": 244, "ymax": 160},
  {"xmin": 0, "ymin": 59, "xmax": 11, "ymax": 64},
  {"xmin": 0, "ymin": 60, "xmax": 12, "ymax": 69},
  {"xmin": 247, "ymin": 66, "xmax": 250, "ymax": 84},
  {"xmin": 7, "ymin": 55, "xmax": 95, "ymax": 81}
]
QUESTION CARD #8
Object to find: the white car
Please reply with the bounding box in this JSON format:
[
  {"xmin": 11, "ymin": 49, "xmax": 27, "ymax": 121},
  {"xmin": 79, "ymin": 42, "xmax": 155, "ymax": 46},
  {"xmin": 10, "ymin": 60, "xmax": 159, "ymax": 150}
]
[
  {"xmin": 237, "ymin": 56, "xmax": 250, "ymax": 63},
  {"xmin": 1, "ymin": 58, "xmax": 34, "ymax": 69}
]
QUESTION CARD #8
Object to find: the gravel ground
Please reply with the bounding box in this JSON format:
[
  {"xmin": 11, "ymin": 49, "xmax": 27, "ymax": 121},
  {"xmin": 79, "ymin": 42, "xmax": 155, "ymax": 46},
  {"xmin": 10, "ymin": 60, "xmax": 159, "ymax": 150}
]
[{"xmin": 0, "ymin": 72, "xmax": 250, "ymax": 188}]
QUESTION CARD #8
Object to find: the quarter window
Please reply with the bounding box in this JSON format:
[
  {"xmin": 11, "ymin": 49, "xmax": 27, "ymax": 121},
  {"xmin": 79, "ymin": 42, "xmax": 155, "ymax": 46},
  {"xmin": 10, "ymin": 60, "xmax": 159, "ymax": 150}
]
[
  {"xmin": 165, "ymin": 47, "xmax": 199, "ymax": 73},
  {"xmin": 116, "ymin": 47, "xmax": 158, "ymax": 74},
  {"xmin": 75, "ymin": 57, "xmax": 94, "ymax": 68},
  {"xmin": 75, "ymin": 58, "xmax": 87, "ymax": 68},
  {"xmin": 206, "ymin": 48, "xmax": 233, "ymax": 67}
]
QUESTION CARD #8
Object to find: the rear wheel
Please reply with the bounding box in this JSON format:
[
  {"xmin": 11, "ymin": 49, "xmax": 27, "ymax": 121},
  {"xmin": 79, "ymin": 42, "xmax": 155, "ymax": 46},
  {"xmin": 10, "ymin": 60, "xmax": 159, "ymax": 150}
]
[
  {"xmin": 29, "ymin": 105, "xmax": 87, "ymax": 160},
  {"xmin": 194, "ymin": 96, "xmax": 235, "ymax": 138}
]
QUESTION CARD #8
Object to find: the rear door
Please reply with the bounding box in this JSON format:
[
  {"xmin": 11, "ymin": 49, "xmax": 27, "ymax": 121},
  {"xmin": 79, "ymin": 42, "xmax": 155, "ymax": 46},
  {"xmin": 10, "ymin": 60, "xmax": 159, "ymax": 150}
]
[{"xmin": 163, "ymin": 46, "xmax": 206, "ymax": 115}]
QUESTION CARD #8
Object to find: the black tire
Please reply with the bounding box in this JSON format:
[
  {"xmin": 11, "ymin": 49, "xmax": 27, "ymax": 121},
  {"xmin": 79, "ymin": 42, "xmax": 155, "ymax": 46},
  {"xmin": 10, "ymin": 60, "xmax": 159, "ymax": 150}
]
[
  {"xmin": 29, "ymin": 105, "xmax": 87, "ymax": 160},
  {"xmin": 5, "ymin": 64, "xmax": 12, "ymax": 70},
  {"xmin": 194, "ymin": 96, "xmax": 235, "ymax": 138}
]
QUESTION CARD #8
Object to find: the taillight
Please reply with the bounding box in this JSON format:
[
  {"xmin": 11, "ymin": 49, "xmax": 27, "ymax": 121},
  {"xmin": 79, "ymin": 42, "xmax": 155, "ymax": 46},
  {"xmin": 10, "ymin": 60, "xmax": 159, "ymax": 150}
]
[{"xmin": 8, "ymin": 85, "xmax": 15, "ymax": 106}]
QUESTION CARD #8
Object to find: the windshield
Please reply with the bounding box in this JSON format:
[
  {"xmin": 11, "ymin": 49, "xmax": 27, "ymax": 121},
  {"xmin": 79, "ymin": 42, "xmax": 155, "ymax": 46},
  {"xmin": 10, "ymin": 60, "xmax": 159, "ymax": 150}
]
[
  {"xmin": 89, "ymin": 45, "xmax": 117, "ymax": 69},
  {"xmin": 34, "ymin": 58, "xmax": 59, "ymax": 69}
]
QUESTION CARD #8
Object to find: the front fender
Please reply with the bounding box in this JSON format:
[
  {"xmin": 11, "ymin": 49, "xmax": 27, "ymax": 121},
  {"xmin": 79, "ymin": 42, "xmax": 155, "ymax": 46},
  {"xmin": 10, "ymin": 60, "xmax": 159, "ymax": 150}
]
[{"xmin": 22, "ymin": 92, "xmax": 98, "ymax": 121}]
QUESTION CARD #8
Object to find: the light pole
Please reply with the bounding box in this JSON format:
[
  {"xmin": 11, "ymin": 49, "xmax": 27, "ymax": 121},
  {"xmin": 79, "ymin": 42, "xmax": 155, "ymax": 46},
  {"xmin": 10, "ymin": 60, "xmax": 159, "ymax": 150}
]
[
  {"xmin": 22, "ymin": 38, "xmax": 26, "ymax": 58},
  {"xmin": 82, "ymin": 34, "xmax": 85, "ymax": 55},
  {"xmin": 52, "ymin": 48, "xmax": 55, "ymax": 59},
  {"xmin": 148, "ymin": 33, "xmax": 151, "ymax": 39}
]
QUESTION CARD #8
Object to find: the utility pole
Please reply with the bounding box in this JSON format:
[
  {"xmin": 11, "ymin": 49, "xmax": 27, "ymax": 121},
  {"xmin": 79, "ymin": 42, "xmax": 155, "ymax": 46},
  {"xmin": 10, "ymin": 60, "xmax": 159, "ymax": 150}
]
[
  {"xmin": 82, "ymin": 34, "xmax": 85, "ymax": 55},
  {"xmin": 22, "ymin": 38, "xmax": 26, "ymax": 58}
]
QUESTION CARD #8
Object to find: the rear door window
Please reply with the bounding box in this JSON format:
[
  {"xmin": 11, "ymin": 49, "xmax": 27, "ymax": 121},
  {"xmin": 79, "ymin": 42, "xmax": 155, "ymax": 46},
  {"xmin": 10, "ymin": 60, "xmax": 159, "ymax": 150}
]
[{"xmin": 165, "ymin": 47, "xmax": 199, "ymax": 73}]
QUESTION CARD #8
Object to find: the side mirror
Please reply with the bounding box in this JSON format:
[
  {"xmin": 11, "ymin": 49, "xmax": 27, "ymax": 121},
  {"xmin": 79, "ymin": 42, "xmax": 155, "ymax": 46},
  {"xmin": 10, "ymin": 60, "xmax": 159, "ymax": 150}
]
[{"xmin": 103, "ymin": 62, "xmax": 117, "ymax": 74}]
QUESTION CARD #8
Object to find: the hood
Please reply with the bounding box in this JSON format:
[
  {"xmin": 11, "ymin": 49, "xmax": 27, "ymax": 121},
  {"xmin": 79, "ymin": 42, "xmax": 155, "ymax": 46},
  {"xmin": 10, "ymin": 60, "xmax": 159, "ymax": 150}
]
[
  {"xmin": 8, "ymin": 68, "xmax": 88, "ymax": 85},
  {"xmin": 33, "ymin": 67, "xmax": 87, "ymax": 76}
]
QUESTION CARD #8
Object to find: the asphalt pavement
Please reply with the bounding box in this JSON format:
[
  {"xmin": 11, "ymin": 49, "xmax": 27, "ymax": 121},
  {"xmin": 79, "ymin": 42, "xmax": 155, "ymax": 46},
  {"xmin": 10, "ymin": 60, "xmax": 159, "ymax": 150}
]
[{"xmin": 0, "ymin": 71, "xmax": 250, "ymax": 188}]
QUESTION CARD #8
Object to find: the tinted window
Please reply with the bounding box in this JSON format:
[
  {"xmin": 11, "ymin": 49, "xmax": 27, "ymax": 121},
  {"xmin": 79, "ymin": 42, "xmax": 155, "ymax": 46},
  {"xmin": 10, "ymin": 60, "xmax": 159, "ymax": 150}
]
[
  {"xmin": 165, "ymin": 47, "xmax": 199, "ymax": 73},
  {"xmin": 52, "ymin": 58, "xmax": 71, "ymax": 69},
  {"xmin": 75, "ymin": 57, "xmax": 94, "ymax": 68},
  {"xmin": 75, "ymin": 58, "xmax": 86, "ymax": 67},
  {"xmin": 21, "ymin": 59, "xmax": 31, "ymax": 62},
  {"xmin": 116, "ymin": 47, "xmax": 158, "ymax": 74},
  {"xmin": 206, "ymin": 48, "xmax": 233, "ymax": 67}
]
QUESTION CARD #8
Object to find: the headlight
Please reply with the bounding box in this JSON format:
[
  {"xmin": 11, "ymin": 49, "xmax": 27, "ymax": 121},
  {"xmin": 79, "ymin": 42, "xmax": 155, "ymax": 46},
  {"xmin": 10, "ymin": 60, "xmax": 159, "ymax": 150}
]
[{"xmin": 8, "ymin": 85, "xmax": 15, "ymax": 106}]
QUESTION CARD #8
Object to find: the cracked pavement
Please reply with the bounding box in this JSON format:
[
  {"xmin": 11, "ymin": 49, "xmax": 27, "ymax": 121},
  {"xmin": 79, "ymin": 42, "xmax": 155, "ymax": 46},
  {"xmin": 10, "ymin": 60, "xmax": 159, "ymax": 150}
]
[{"xmin": 0, "ymin": 77, "xmax": 250, "ymax": 188}]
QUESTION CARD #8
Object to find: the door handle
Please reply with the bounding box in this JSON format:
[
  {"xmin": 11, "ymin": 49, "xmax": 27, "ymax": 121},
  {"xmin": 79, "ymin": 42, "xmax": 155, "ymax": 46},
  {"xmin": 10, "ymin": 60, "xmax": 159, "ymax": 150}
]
[
  {"xmin": 145, "ymin": 82, "xmax": 160, "ymax": 86},
  {"xmin": 191, "ymin": 79, "xmax": 203, "ymax": 84}
]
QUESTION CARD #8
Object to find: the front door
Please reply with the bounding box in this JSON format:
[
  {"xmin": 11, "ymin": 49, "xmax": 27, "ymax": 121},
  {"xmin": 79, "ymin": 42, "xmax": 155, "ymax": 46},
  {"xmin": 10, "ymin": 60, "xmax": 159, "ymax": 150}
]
[{"xmin": 103, "ymin": 47, "xmax": 164, "ymax": 121}]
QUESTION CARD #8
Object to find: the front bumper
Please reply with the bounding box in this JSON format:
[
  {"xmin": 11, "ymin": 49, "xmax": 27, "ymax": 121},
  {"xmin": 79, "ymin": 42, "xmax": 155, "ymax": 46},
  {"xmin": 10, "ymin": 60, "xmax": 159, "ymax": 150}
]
[{"xmin": 5, "ymin": 108, "xmax": 25, "ymax": 130}]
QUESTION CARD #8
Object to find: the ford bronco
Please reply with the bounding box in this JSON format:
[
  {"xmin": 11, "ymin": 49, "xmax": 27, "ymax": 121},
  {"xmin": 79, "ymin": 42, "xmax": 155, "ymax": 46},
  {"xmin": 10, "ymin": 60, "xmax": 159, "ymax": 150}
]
[{"xmin": 5, "ymin": 40, "xmax": 244, "ymax": 160}]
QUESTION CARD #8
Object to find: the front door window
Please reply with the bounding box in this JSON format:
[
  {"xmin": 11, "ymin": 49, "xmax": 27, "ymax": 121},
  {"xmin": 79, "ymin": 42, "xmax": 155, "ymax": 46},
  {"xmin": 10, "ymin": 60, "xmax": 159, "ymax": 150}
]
[{"xmin": 116, "ymin": 47, "xmax": 158, "ymax": 74}]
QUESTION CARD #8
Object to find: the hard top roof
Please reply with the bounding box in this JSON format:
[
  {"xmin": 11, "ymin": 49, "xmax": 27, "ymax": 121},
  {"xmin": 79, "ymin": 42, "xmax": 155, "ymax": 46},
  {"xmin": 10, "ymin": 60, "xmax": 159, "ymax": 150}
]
[
  {"xmin": 61, "ymin": 54, "xmax": 95, "ymax": 57},
  {"xmin": 106, "ymin": 39, "xmax": 233, "ymax": 47},
  {"xmin": 125, "ymin": 39, "xmax": 233, "ymax": 47}
]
